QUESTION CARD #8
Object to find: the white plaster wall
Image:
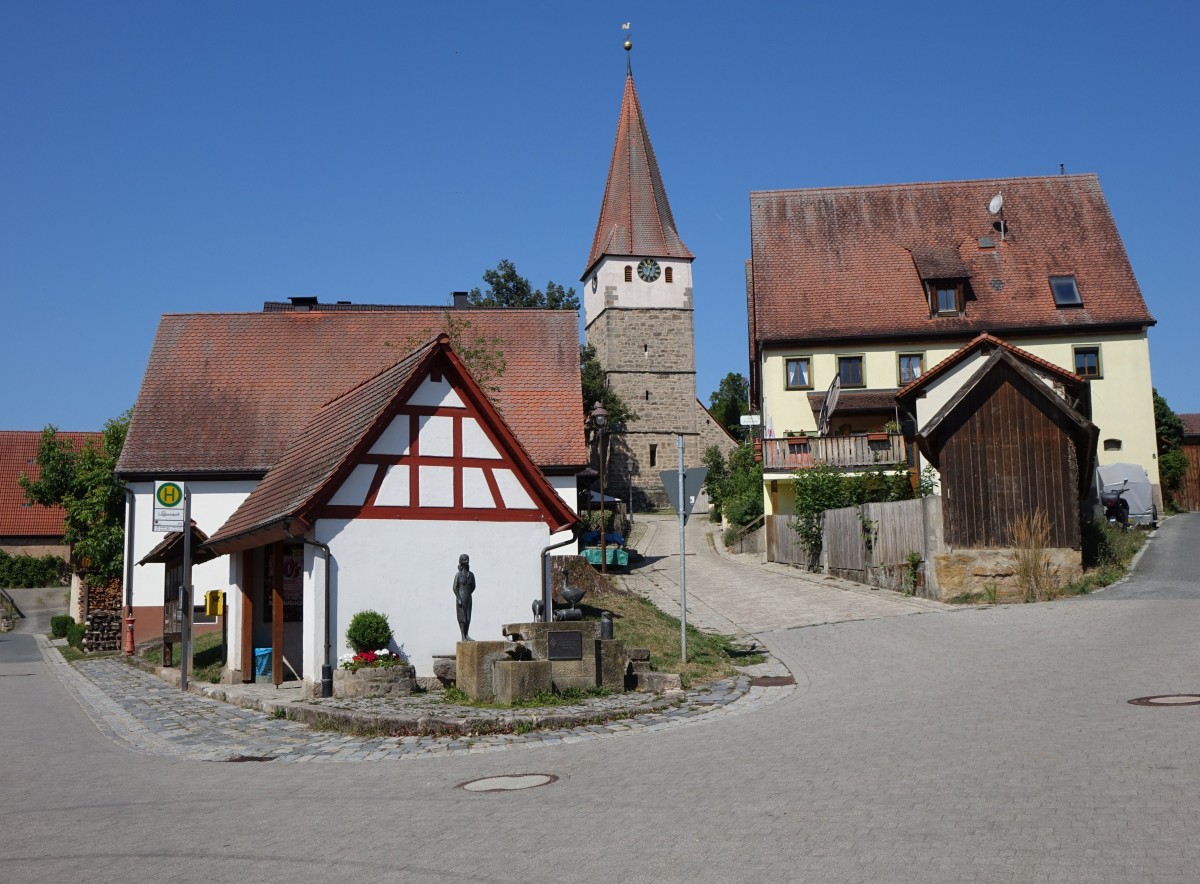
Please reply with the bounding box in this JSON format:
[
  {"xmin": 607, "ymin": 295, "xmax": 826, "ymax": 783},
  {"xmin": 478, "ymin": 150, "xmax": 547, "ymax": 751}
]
[
  {"xmin": 312, "ymin": 518, "xmax": 557, "ymax": 679},
  {"xmin": 546, "ymin": 474, "xmax": 578, "ymax": 555},
  {"xmin": 584, "ymin": 257, "xmax": 693, "ymax": 326},
  {"xmin": 126, "ymin": 479, "xmax": 257, "ymax": 608}
]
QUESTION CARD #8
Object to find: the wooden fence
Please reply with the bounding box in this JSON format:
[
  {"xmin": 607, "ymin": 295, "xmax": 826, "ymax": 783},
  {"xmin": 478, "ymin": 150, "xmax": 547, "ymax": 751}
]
[{"xmin": 767, "ymin": 496, "xmax": 943, "ymax": 596}]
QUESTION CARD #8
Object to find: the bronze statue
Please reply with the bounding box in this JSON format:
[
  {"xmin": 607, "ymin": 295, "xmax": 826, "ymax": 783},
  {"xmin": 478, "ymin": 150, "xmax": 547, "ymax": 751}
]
[{"xmin": 453, "ymin": 554, "xmax": 476, "ymax": 641}]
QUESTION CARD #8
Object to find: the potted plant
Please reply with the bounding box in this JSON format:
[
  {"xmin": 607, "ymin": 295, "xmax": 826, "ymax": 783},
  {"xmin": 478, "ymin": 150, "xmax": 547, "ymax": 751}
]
[{"xmin": 332, "ymin": 610, "xmax": 416, "ymax": 698}]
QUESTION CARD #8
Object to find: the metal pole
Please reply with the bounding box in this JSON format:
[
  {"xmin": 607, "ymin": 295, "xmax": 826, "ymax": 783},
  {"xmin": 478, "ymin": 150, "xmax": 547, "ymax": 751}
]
[
  {"xmin": 180, "ymin": 488, "xmax": 191, "ymax": 692},
  {"xmin": 599, "ymin": 429, "xmax": 607, "ymax": 575},
  {"xmin": 677, "ymin": 434, "xmax": 687, "ymax": 663}
]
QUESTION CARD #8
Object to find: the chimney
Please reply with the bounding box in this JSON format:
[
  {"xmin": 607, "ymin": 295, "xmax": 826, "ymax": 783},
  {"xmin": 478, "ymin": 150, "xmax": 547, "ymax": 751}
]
[{"xmin": 452, "ymin": 291, "xmax": 469, "ymax": 310}]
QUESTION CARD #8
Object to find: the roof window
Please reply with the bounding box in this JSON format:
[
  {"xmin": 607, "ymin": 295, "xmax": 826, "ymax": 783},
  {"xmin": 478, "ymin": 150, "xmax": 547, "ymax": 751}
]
[{"xmin": 1050, "ymin": 275, "xmax": 1082, "ymax": 307}]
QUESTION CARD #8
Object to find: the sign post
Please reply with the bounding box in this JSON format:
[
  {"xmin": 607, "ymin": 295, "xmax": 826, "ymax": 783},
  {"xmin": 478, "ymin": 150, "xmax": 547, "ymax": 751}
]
[
  {"xmin": 153, "ymin": 481, "xmax": 191, "ymax": 691},
  {"xmin": 659, "ymin": 448, "xmax": 707, "ymax": 664}
]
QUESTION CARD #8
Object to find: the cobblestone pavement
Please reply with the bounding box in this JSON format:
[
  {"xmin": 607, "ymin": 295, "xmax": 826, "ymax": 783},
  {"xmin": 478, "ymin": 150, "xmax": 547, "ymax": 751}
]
[
  {"xmin": 37, "ymin": 635, "xmax": 794, "ymax": 762},
  {"xmin": 620, "ymin": 512, "xmax": 950, "ymax": 639}
]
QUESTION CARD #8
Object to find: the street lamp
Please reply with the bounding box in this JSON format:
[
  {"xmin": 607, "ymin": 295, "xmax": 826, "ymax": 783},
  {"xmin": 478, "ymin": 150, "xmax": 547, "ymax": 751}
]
[{"xmin": 589, "ymin": 402, "xmax": 609, "ymax": 575}]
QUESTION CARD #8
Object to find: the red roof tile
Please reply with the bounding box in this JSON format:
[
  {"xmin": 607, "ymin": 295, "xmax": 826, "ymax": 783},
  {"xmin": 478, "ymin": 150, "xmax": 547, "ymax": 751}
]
[
  {"xmin": 0, "ymin": 431, "xmax": 102, "ymax": 538},
  {"xmin": 117, "ymin": 309, "xmax": 586, "ymax": 476},
  {"xmin": 583, "ymin": 74, "xmax": 692, "ymax": 278},
  {"xmin": 1181, "ymin": 413, "xmax": 1200, "ymax": 438},
  {"xmin": 750, "ymin": 175, "xmax": 1154, "ymax": 345}
]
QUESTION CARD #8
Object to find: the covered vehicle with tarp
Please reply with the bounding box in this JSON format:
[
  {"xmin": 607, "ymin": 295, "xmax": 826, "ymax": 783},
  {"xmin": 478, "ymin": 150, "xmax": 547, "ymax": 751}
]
[{"xmin": 1095, "ymin": 462, "xmax": 1157, "ymax": 526}]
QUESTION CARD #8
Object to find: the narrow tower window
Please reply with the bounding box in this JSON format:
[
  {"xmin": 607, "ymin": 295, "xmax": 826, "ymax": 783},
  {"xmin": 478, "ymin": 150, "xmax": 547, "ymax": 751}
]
[
  {"xmin": 649, "ymin": 444, "xmax": 658, "ymax": 467},
  {"xmin": 664, "ymin": 267, "xmax": 673, "ymax": 283},
  {"xmin": 624, "ymin": 265, "xmax": 633, "ymax": 283}
]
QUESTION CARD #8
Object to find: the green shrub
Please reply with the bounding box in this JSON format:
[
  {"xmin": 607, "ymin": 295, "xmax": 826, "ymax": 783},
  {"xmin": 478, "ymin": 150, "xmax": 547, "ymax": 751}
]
[
  {"xmin": 67, "ymin": 621, "xmax": 86, "ymax": 649},
  {"xmin": 51, "ymin": 615, "xmax": 73, "ymax": 638},
  {"xmin": 345, "ymin": 610, "xmax": 393, "ymax": 653},
  {"xmin": 0, "ymin": 550, "xmax": 67, "ymax": 588}
]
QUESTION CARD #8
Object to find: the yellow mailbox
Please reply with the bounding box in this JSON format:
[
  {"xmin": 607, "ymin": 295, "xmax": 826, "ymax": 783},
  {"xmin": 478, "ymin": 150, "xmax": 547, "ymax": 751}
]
[{"xmin": 204, "ymin": 589, "xmax": 225, "ymax": 616}]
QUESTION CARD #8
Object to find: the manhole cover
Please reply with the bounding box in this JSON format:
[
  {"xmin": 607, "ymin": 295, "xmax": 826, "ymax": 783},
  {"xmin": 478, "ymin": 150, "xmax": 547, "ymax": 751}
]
[
  {"xmin": 1128, "ymin": 694, "xmax": 1200, "ymax": 707},
  {"xmin": 749, "ymin": 675, "xmax": 795, "ymax": 687},
  {"xmin": 460, "ymin": 774, "xmax": 557, "ymax": 792}
]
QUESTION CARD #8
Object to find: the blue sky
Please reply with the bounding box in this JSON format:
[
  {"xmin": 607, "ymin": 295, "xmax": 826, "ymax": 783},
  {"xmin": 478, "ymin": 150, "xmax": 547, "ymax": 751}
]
[{"xmin": 3, "ymin": 1, "xmax": 1198, "ymax": 431}]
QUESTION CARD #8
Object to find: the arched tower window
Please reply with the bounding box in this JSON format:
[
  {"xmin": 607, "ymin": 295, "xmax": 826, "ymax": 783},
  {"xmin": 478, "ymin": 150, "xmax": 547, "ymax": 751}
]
[
  {"xmin": 624, "ymin": 265, "xmax": 633, "ymax": 283},
  {"xmin": 664, "ymin": 267, "xmax": 673, "ymax": 283}
]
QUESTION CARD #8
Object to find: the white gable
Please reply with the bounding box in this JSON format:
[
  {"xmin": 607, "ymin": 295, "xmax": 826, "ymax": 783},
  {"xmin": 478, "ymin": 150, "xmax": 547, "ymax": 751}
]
[
  {"xmin": 375, "ymin": 465, "xmax": 410, "ymax": 506},
  {"xmin": 328, "ymin": 464, "xmax": 376, "ymax": 507},
  {"xmin": 461, "ymin": 417, "xmax": 501, "ymax": 459},
  {"xmin": 493, "ymin": 469, "xmax": 536, "ymax": 509},
  {"xmin": 462, "ymin": 468, "xmax": 495, "ymax": 508},
  {"xmin": 408, "ymin": 375, "xmax": 465, "ymax": 409},
  {"xmin": 369, "ymin": 415, "xmax": 411, "ymax": 456},
  {"xmin": 417, "ymin": 415, "xmax": 454, "ymax": 457}
]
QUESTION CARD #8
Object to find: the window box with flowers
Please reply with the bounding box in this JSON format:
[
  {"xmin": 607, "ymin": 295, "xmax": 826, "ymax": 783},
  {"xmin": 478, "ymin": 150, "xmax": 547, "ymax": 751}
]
[{"xmin": 331, "ymin": 610, "xmax": 416, "ymax": 698}]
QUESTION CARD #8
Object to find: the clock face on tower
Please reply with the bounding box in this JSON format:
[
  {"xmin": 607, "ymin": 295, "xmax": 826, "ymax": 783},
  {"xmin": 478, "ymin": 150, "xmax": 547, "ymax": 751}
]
[{"xmin": 637, "ymin": 258, "xmax": 661, "ymax": 282}]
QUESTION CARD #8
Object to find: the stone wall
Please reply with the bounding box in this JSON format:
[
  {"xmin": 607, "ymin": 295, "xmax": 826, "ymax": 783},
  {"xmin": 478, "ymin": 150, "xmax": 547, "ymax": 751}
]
[
  {"xmin": 586, "ymin": 307, "xmax": 695, "ymax": 373},
  {"xmin": 931, "ymin": 548, "xmax": 1083, "ymax": 602}
]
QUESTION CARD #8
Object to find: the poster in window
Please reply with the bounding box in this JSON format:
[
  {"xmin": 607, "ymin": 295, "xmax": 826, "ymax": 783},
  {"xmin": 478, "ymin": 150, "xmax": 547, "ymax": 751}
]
[{"xmin": 263, "ymin": 546, "xmax": 305, "ymax": 622}]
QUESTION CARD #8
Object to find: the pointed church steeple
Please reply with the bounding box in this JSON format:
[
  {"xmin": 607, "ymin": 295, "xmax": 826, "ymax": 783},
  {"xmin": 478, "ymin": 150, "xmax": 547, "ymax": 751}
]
[{"xmin": 582, "ymin": 72, "xmax": 693, "ymax": 280}]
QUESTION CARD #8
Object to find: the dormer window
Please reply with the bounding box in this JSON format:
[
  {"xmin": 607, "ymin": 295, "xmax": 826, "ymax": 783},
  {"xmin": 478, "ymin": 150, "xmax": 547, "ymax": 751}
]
[
  {"xmin": 1050, "ymin": 275, "xmax": 1082, "ymax": 307},
  {"xmin": 928, "ymin": 279, "xmax": 966, "ymax": 315}
]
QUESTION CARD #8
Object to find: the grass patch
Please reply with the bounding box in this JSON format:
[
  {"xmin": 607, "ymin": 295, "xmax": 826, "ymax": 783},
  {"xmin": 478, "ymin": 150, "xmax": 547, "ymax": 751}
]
[
  {"xmin": 141, "ymin": 630, "xmax": 226, "ymax": 683},
  {"xmin": 439, "ymin": 685, "xmax": 612, "ymax": 709},
  {"xmin": 579, "ymin": 584, "xmax": 754, "ymax": 688}
]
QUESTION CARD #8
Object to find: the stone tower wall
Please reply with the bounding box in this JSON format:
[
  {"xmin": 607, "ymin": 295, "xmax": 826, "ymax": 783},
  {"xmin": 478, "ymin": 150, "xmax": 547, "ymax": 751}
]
[{"xmin": 586, "ymin": 307, "xmax": 695, "ymax": 375}]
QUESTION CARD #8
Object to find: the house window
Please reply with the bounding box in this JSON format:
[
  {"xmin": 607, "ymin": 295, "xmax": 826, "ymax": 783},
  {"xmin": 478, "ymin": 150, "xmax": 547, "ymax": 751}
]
[
  {"xmin": 1104, "ymin": 438, "xmax": 1122, "ymax": 451},
  {"xmin": 930, "ymin": 281, "xmax": 964, "ymax": 315},
  {"xmin": 838, "ymin": 355, "xmax": 865, "ymax": 388},
  {"xmin": 1050, "ymin": 275, "xmax": 1082, "ymax": 307},
  {"xmin": 624, "ymin": 265, "xmax": 633, "ymax": 283},
  {"xmin": 1074, "ymin": 346, "xmax": 1101, "ymax": 378},
  {"xmin": 649, "ymin": 443, "xmax": 657, "ymax": 467},
  {"xmin": 898, "ymin": 353, "xmax": 924, "ymax": 385},
  {"xmin": 785, "ymin": 357, "xmax": 812, "ymax": 390},
  {"xmin": 664, "ymin": 267, "xmax": 673, "ymax": 283}
]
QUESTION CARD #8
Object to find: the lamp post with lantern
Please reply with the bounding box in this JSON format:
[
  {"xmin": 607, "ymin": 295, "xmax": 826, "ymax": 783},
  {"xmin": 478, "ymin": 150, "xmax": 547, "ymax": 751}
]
[{"xmin": 589, "ymin": 402, "xmax": 609, "ymax": 575}]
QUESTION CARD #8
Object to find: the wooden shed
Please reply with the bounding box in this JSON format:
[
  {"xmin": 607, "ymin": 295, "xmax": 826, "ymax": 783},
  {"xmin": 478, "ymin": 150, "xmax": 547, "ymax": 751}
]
[{"xmin": 915, "ymin": 348, "xmax": 1097, "ymax": 550}]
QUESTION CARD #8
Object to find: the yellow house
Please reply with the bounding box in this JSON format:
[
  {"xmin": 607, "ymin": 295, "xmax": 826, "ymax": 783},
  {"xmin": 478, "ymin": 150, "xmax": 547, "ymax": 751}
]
[{"xmin": 746, "ymin": 174, "xmax": 1158, "ymax": 516}]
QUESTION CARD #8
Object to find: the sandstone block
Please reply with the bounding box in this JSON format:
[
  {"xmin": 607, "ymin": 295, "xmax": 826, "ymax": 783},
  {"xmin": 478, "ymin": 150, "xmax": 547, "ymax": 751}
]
[
  {"xmin": 493, "ymin": 660, "xmax": 552, "ymax": 705},
  {"xmin": 456, "ymin": 641, "xmax": 510, "ymax": 702}
]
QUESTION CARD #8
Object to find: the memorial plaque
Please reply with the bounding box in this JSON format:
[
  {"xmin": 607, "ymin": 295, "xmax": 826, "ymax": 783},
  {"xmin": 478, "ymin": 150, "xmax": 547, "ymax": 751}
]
[{"xmin": 547, "ymin": 630, "xmax": 583, "ymax": 661}]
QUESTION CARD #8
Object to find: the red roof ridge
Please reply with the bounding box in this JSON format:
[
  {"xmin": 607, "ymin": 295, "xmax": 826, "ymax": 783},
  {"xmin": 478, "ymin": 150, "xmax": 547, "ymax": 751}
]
[
  {"xmin": 751, "ymin": 173, "xmax": 1100, "ymax": 198},
  {"xmin": 897, "ymin": 333, "xmax": 1085, "ymax": 401}
]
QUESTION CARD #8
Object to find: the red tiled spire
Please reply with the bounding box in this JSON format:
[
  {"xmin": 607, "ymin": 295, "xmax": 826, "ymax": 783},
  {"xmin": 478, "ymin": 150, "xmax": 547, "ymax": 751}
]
[{"xmin": 583, "ymin": 73, "xmax": 692, "ymax": 279}]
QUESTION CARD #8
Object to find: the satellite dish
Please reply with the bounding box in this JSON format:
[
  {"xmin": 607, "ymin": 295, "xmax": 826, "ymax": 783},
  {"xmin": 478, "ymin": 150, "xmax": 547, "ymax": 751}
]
[
  {"xmin": 988, "ymin": 193, "xmax": 1004, "ymax": 215},
  {"xmin": 817, "ymin": 374, "xmax": 842, "ymax": 437}
]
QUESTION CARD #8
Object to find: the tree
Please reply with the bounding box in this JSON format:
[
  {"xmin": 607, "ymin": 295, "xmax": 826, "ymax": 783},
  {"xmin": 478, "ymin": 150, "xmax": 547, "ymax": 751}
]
[
  {"xmin": 20, "ymin": 412, "xmax": 130, "ymax": 584},
  {"xmin": 708, "ymin": 372, "xmax": 750, "ymax": 441},
  {"xmin": 702, "ymin": 441, "xmax": 763, "ymax": 528},
  {"xmin": 581, "ymin": 343, "xmax": 637, "ymax": 426},
  {"xmin": 1153, "ymin": 389, "xmax": 1188, "ymax": 497},
  {"xmin": 468, "ymin": 259, "xmax": 580, "ymax": 310}
]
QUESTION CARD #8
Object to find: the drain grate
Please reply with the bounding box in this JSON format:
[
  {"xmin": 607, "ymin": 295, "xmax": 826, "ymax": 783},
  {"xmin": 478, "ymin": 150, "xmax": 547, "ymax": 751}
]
[
  {"xmin": 1128, "ymin": 694, "xmax": 1200, "ymax": 707},
  {"xmin": 222, "ymin": 755, "xmax": 276, "ymax": 762},
  {"xmin": 749, "ymin": 675, "xmax": 795, "ymax": 687},
  {"xmin": 460, "ymin": 774, "xmax": 557, "ymax": 792}
]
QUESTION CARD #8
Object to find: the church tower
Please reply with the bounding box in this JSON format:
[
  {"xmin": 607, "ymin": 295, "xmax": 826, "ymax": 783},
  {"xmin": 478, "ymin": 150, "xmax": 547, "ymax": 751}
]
[{"xmin": 583, "ymin": 50, "xmax": 730, "ymax": 509}]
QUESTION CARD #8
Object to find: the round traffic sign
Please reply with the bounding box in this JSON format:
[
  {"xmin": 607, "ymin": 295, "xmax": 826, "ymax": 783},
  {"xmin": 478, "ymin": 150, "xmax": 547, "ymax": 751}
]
[{"xmin": 156, "ymin": 482, "xmax": 183, "ymax": 507}]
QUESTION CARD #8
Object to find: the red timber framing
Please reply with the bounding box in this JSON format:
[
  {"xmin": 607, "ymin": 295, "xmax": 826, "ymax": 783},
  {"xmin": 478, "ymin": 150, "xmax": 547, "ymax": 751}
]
[
  {"xmin": 239, "ymin": 548, "xmax": 254, "ymax": 683},
  {"xmin": 271, "ymin": 542, "xmax": 284, "ymax": 688},
  {"xmin": 316, "ymin": 355, "xmax": 575, "ymax": 530}
]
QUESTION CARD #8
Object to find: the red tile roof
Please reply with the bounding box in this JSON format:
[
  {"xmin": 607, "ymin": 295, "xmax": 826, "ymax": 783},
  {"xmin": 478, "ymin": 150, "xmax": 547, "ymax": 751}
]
[
  {"xmin": 1182, "ymin": 413, "xmax": 1200, "ymax": 439},
  {"xmin": 805, "ymin": 389, "xmax": 900, "ymax": 416},
  {"xmin": 583, "ymin": 74, "xmax": 693, "ymax": 279},
  {"xmin": 896, "ymin": 333, "xmax": 1085, "ymax": 403},
  {"xmin": 749, "ymin": 175, "xmax": 1154, "ymax": 345},
  {"xmin": 117, "ymin": 309, "xmax": 587, "ymax": 476},
  {"xmin": 205, "ymin": 338, "xmax": 577, "ymax": 553},
  {"xmin": 0, "ymin": 431, "xmax": 102, "ymax": 538}
]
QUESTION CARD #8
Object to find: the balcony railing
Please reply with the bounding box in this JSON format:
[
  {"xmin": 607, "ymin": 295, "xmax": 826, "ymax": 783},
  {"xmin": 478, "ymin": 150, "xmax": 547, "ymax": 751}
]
[{"xmin": 760, "ymin": 434, "xmax": 907, "ymax": 472}]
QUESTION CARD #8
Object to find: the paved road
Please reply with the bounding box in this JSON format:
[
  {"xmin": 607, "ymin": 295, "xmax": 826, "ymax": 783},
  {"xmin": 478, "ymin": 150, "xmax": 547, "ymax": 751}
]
[
  {"xmin": 3, "ymin": 518, "xmax": 1200, "ymax": 882},
  {"xmin": 1086, "ymin": 512, "xmax": 1199, "ymax": 599}
]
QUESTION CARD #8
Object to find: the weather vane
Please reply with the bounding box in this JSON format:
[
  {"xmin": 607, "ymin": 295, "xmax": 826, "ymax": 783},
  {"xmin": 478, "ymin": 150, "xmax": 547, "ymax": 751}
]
[{"xmin": 622, "ymin": 21, "xmax": 632, "ymax": 72}]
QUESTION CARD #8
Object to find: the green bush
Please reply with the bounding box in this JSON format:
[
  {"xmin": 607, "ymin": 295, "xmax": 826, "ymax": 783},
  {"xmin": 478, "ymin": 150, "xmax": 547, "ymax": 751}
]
[
  {"xmin": 345, "ymin": 610, "xmax": 393, "ymax": 653},
  {"xmin": 0, "ymin": 550, "xmax": 67, "ymax": 588},
  {"xmin": 51, "ymin": 615, "xmax": 73, "ymax": 638},
  {"xmin": 67, "ymin": 621, "xmax": 86, "ymax": 649}
]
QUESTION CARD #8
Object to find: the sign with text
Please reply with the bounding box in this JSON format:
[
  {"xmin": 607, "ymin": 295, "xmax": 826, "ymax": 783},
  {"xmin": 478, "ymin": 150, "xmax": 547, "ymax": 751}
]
[
  {"xmin": 153, "ymin": 481, "xmax": 186, "ymax": 533},
  {"xmin": 739, "ymin": 414, "xmax": 761, "ymax": 426}
]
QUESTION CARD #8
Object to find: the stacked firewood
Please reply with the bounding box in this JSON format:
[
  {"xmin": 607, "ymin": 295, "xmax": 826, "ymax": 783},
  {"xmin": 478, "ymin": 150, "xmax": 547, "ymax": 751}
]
[
  {"xmin": 83, "ymin": 610, "xmax": 123, "ymax": 653},
  {"xmin": 85, "ymin": 577, "xmax": 122, "ymax": 612}
]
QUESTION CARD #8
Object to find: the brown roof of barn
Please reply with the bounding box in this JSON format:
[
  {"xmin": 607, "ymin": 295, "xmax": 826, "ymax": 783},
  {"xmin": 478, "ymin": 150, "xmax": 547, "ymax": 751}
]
[
  {"xmin": 749, "ymin": 174, "xmax": 1154, "ymax": 345},
  {"xmin": 0, "ymin": 431, "xmax": 102, "ymax": 538},
  {"xmin": 117, "ymin": 309, "xmax": 586, "ymax": 476},
  {"xmin": 897, "ymin": 333, "xmax": 1086, "ymax": 403},
  {"xmin": 1182, "ymin": 413, "xmax": 1200, "ymax": 439},
  {"xmin": 583, "ymin": 73, "xmax": 692, "ymax": 279}
]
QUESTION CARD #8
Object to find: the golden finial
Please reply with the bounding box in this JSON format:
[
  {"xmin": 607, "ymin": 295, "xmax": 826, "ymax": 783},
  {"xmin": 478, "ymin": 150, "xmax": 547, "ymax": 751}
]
[{"xmin": 622, "ymin": 22, "xmax": 632, "ymax": 71}]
